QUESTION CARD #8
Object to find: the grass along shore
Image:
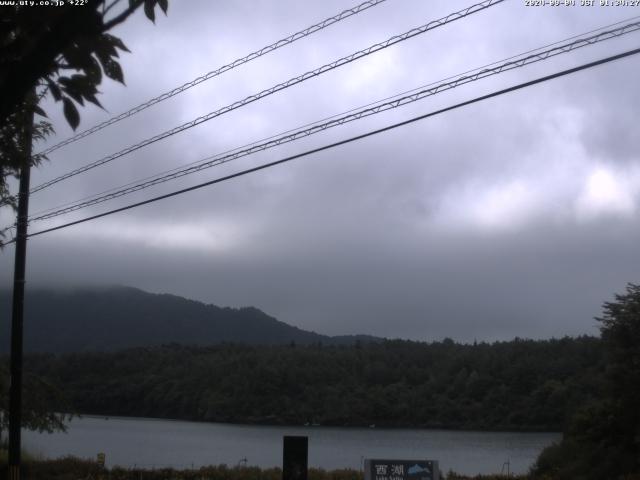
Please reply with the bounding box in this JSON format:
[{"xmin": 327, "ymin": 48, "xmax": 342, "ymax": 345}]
[{"xmin": 0, "ymin": 455, "xmax": 529, "ymax": 480}]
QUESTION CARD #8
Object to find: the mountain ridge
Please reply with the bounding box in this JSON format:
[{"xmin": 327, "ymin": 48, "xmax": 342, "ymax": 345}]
[{"xmin": 0, "ymin": 285, "xmax": 381, "ymax": 353}]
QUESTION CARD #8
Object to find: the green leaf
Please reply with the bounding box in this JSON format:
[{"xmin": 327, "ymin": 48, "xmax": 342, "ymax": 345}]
[
  {"xmin": 103, "ymin": 58, "xmax": 124, "ymax": 84},
  {"xmin": 61, "ymin": 43, "xmax": 96, "ymax": 72},
  {"xmin": 33, "ymin": 105, "xmax": 47, "ymax": 118},
  {"xmin": 94, "ymin": 36, "xmax": 119, "ymax": 64},
  {"xmin": 144, "ymin": 0, "xmax": 155, "ymax": 23},
  {"xmin": 158, "ymin": 0, "xmax": 168, "ymax": 14},
  {"xmin": 62, "ymin": 74, "xmax": 103, "ymax": 108},
  {"xmin": 58, "ymin": 77, "xmax": 85, "ymax": 106},
  {"xmin": 84, "ymin": 55, "xmax": 102, "ymax": 84},
  {"xmin": 62, "ymin": 97, "xmax": 80, "ymax": 131},
  {"xmin": 104, "ymin": 33, "xmax": 130, "ymax": 53},
  {"xmin": 45, "ymin": 78, "xmax": 62, "ymax": 102},
  {"xmin": 62, "ymin": 45, "xmax": 83, "ymax": 68},
  {"xmin": 57, "ymin": 76, "xmax": 72, "ymax": 88},
  {"xmin": 85, "ymin": 93, "xmax": 103, "ymax": 109},
  {"xmin": 69, "ymin": 73, "xmax": 94, "ymax": 90}
]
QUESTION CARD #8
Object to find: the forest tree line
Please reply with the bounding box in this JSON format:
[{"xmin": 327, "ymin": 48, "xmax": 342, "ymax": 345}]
[{"xmin": 16, "ymin": 335, "xmax": 604, "ymax": 432}]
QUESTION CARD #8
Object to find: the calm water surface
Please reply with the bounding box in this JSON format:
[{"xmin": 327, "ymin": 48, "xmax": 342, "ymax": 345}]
[{"xmin": 23, "ymin": 416, "xmax": 560, "ymax": 475}]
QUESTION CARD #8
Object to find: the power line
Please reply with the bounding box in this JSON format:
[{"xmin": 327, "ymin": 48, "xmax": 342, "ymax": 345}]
[
  {"xmin": 29, "ymin": 0, "xmax": 504, "ymax": 195},
  {"xmin": 3, "ymin": 46, "xmax": 637, "ymax": 247},
  {"xmin": 27, "ymin": 20, "xmax": 640, "ymax": 223},
  {"xmin": 25, "ymin": 13, "xmax": 640, "ymax": 221},
  {"xmin": 35, "ymin": 0, "xmax": 389, "ymax": 157}
]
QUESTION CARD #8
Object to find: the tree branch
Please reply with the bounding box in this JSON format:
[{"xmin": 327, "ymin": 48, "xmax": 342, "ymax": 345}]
[
  {"xmin": 103, "ymin": 0, "xmax": 121, "ymax": 16},
  {"xmin": 101, "ymin": 0, "xmax": 143, "ymax": 31}
]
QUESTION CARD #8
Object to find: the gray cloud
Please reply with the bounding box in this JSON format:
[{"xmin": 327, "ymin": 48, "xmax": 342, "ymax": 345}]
[{"xmin": 2, "ymin": 0, "xmax": 640, "ymax": 342}]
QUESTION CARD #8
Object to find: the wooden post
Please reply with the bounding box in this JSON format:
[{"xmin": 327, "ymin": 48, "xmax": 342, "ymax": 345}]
[
  {"xmin": 283, "ymin": 436, "xmax": 308, "ymax": 480},
  {"xmin": 8, "ymin": 100, "xmax": 34, "ymax": 480}
]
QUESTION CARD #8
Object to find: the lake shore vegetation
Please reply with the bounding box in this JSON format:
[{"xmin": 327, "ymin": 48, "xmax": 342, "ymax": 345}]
[
  {"xmin": 17, "ymin": 336, "xmax": 603, "ymax": 432},
  {"xmin": 0, "ymin": 455, "xmax": 527, "ymax": 480}
]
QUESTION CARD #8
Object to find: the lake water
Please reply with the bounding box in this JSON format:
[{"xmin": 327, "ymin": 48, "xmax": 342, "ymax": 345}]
[{"xmin": 23, "ymin": 416, "xmax": 560, "ymax": 476}]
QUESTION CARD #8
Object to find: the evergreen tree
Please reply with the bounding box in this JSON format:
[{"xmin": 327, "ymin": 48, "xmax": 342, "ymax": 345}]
[{"xmin": 533, "ymin": 283, "xmax": 640, "ymax": 479}]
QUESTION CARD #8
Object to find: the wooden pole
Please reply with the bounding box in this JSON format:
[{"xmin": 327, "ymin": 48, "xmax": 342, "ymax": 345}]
[{"xmin": 8, "ymin": 102, "xmax": 34, "ymax": 480}]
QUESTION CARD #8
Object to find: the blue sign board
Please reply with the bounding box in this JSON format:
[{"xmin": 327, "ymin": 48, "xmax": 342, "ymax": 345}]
[{"xmin": 364, "ymin": 459, "xmax": 439, "ymax": 480}]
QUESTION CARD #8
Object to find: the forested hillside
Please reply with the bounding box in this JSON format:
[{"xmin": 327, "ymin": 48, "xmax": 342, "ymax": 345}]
[
  {"xmin": 0, "ymin": 287, "xmax": 378, "ymax": 353},
  {"xmin": 23, "ymin": 337, "xmax": 603, "ymax": 431}
]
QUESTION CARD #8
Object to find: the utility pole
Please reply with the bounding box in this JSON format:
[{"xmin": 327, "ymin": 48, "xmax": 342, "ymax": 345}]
[{"xmin": 8, "ymin": 101, "xmax": 34, "ymax": 480}]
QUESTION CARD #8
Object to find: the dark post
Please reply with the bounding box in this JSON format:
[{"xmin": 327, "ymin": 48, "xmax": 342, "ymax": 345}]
[
  {"xmin": 8, "ymin": 106, "xmax": 33, "ymax": 480},
  {"xmin": 282, "ymin": 436, "xmax": 308, "ymax": 480}
]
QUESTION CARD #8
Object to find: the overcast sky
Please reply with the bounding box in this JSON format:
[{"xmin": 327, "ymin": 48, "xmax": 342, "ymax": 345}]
[{"xmin": 2, "ymin": 0, "xmax": 640, "ymax": 342}]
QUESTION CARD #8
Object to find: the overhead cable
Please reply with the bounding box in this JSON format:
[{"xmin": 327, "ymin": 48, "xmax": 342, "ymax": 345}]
[
  {"xmin": 27, "ymin": 20, "xmax": 640, "ymax": 223},
  {"xmin": 35, "ymin": 0, "xmax": 389, "ymax": 157},
  {"xmin": 3, "ymin": 46, "xmax": 637, "ymax": 246},
  {"xmin": 29, "ymin": 0, "xmax": 504, "ymax": 195}
]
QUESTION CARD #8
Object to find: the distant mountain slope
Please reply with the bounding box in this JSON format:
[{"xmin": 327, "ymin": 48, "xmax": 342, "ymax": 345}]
[{"xmin": 0, "ymin": 286, "xmax": 380, "ymax": 353}]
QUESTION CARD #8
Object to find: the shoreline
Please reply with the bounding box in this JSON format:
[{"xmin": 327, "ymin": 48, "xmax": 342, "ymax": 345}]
[
  {"xmin": 23, "ymin": 416, "xmax": 558, "ymax": 475},
  {"xmin": 69, "ymin": 413, "xmax": 563, "ymax": 435}
]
